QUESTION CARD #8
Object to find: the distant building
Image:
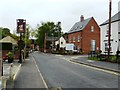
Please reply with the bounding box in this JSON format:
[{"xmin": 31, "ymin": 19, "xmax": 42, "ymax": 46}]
[
  {"xmin": 55, "ymin": 37, "xmax": 66, "ymax": 49},
  {"xmin": 67, "ymin": 15, "xmax": 100, "ymax": 54},
  {"xmin": 100, "ymin": 12, "xmax": 120, "ymax": 55}
]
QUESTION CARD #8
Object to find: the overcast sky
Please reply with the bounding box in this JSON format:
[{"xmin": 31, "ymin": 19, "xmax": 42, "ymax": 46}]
[{"xmin": 0, "ymin": 0, "xmax": 119, "ymax": 33}]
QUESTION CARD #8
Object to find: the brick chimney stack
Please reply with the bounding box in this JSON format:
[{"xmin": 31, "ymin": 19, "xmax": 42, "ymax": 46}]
[{"xmin": 80, "ymin": 15, "xmax": 84, "ymax": 22}]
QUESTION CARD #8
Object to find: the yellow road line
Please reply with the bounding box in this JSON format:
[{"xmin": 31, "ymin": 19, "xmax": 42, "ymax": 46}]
[{"xmin": 65, "ymin": 59, "xmax": 119, "ymax": 76}]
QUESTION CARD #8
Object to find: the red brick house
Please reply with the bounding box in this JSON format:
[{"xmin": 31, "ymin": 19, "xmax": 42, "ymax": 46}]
[{"xmin": 67, "ymin": 15, "xmax": 100, "ymax": 54}]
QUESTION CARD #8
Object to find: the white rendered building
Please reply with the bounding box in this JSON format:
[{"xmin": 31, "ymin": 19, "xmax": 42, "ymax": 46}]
[{"xmin": 100, "ymin": 12, "xmax": 120, "ymax": 55}]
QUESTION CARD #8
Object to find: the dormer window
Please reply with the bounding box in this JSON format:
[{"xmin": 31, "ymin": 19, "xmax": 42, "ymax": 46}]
[{"xmin": 80, "ymin": 25, "xmax": 83, "ymax": 29}]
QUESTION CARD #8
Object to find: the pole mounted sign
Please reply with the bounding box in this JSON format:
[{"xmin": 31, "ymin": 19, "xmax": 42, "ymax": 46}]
[
  {"xmin": 17, "ymin": 19, "xmax": 26, "ymax": 33},
  {"xmin": 16, "ymin": 19, "xmax": 26, "ymax": 63}
]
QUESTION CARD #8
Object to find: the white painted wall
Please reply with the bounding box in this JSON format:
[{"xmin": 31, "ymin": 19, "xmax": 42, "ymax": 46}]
[
  {"xmin": 100, "ymin": 21, "xmax": 119, "ymax": 55},
  {"xmin": 118, "ymin": 20, "xmax": 120, "ymax": 51},
  {"xmin": 55, "ymin": 37, "xmax": 66, "ymax": 48}
]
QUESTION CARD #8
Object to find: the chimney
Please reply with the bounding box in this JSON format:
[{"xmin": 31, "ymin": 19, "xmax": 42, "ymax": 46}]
[{"xmin": 80, "ymin": 15, "xmax": 84, "ymax": 22}]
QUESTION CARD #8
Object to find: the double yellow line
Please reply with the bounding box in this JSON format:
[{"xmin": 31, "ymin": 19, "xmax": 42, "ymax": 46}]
[{"xmin": 64, "ymin": 58, "xmax": 119, "ymax": 76}]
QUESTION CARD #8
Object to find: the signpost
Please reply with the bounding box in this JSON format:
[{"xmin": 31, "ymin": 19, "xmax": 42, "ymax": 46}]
[{"xmin": 17, "ymin": 19, "xmax": 26, "ymax": 63}]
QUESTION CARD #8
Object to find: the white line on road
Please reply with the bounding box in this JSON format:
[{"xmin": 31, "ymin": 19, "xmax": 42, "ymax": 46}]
[
  {"xmin": 13, "ymin": 64, "xmax": 22, "ymax": 80},
  {"xmin": 32, "ymin": 57, "xmax": 48, "ymax": 89}
]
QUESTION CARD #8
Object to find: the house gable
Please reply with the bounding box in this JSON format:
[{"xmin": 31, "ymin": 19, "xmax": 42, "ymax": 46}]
[{"xmin": 83, "ymin": 17, "xmax": 100, "ymax": 33}]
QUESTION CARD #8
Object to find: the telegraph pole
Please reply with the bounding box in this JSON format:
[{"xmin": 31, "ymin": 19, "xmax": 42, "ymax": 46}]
[
  {"xmin": 44, "ymin": 33, "xmax": 46, "ymax": 53},
  {"xmin": 108, "ymin": 0, "xmax": 112, "ymax": 58}
]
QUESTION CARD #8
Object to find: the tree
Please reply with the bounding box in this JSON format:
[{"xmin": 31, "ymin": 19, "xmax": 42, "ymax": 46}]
[
  {"xmin": 36, "ymin": 21, "xmax": 62, "ymax": 49},
  {"xmin": 24, "ymin": 24, "xmax": 31, "ymax": 47},
  {"xmin": 0, "ymin": 27, "xmax": 10, "ymax": 38}
]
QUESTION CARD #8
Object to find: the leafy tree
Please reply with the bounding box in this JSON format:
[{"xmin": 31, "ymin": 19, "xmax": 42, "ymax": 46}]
[
  {"xmin": 11, "ymin": 34, "xmax": 19, "ymax": 41},
  {"xmin": 36, "ymin": 21, "xmax": 62, "ymax": 48},
  {"xmin": 23, "ymin": 24, "xmax": 31, "ymax": 47},
  {"xmin": 0, "ymin": 27, "xmax": 10, "ymax": 38}
]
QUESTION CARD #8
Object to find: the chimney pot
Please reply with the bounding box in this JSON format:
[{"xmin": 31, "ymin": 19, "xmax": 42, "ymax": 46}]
[{"xmin": 80, "ymin": 15, "xmax": 84, "ymax": 22}]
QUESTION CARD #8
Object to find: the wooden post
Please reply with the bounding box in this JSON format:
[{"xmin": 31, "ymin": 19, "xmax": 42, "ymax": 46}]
[
  {"xmin": 108, "ymin": 0, "xmax": 112, "ymax": 58},
  {"xmin": 44, "ymin": 33, "xmax": 46, "ymax": 53}
]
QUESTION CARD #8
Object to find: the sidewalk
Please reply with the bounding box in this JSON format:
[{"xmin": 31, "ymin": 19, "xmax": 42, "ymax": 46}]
[
  {"xmin": 3, "ymin": 60, "xmax": 21, "ymax": 88},
  {"xmin": 13, "ymin": 55, "xmax": 47, "ymax": 88},
  {"xmin": 70, "ymin": 56, "xmax": 120, "ymax": 73}
]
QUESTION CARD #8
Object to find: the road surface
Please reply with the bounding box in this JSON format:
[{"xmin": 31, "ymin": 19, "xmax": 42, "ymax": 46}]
[{"xmin": 32, "ymin": 52, "xmax": 119, "ymax": 88}]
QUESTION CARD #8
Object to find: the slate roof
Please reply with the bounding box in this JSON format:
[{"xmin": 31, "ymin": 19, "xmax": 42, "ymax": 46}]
[
  {"xmin": 100, "ymin": 11, "xmax": 120, "ymax": 26},
  {"xmin": 67, "ymin": 17, "xmax": 92, "ymax": 34}
]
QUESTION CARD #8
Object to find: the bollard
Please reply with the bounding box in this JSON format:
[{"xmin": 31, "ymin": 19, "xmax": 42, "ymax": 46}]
[
  {"xmin": 9, "ymin": 63, "xmax": 14, "ymax": 81},
  {"xmin": 1, "ymin": 76, "xmax": 6, "ymax": 90}
]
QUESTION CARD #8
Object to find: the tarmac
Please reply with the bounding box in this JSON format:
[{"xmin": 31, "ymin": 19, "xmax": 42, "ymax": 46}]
[{"xmin": 2, "ymin": 53, "xmax": 120, "ymax": 89}]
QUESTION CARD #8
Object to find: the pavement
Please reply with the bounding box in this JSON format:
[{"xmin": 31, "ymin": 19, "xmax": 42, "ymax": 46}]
[
  {"xmin": 70, "ymin": 56, "xmax": 120, "ymax": 73},
  {"xmin": 3, "ymin": 59, "xmax": 21, "ymax": 88},
  {"xmin": 13, "ymin": 55, "xmax": 47, "ymax": 88}
]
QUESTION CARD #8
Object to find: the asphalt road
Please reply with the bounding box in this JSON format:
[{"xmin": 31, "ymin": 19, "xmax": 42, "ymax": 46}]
[{"xmin": 32, "ymin": 52, "xmax": 119, "ymax": 88}]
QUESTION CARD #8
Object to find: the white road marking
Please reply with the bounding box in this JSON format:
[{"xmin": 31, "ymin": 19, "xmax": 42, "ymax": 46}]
[
  {"xmin": 13, "ymin": 64, "xmax": 21, "ymax": 80},
  {"xmin": 32, "ymin": 57, "xmax": 48, "ymax": 89}
]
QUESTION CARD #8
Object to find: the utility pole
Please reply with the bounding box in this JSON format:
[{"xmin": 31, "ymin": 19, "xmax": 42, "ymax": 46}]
[
  {"xmin": 57, "ymin": 22, "xmax": 61, "ymax": 51},
  {"xmin": 44, "ymin": 33, "xmax": 46, "ymax": 53},
  {"xmin": 108, "ymin": 0, "xmax": 112, "ymax": 59}
]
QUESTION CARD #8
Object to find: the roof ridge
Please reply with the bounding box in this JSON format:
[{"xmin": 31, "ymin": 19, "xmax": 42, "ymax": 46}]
[
  {"xmin": 68, "ymin": 17, "xmax": 92, "ymax": 34},
  {"xmin": 100, "ymin": 12, "xmax": 120, "ymax": 26}
]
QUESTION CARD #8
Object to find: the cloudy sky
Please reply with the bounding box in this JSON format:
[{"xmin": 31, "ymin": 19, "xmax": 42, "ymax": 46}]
[{"xmin": 0, "ymin": 0, "xmax": 119, "ymax": 33}]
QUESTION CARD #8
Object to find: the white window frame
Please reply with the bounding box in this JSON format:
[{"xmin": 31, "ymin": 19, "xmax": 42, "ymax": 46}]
[
  {"xmin": 78, "ymin": 35, "xmax": 80, "ymax": 42},
  {"xmin": 91, "ymin": 26, "xmax": 94, "ymax": 32},
  {"xmin": 73, "ymin": 36, "xmax": 76, "ymax": 42},
  {"xmin": 69, "ymin": 37, "xmax": 71, "ymax": 43}
]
